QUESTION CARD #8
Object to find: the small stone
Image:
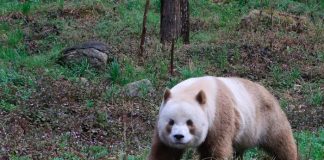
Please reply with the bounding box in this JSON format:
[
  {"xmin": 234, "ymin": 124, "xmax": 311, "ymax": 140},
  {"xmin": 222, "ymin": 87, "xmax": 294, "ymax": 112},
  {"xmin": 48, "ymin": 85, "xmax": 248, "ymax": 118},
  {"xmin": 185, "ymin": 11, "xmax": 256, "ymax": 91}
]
[
  {"xmin": 80, "ymin": 77, "xmax": 89, "ymax": 86},
  {"xmin": 288, "ymin": 104, "xmax": 296, "ymax": 111},
  {"xmin": 123, "ymin": 79, "xmax": 154, "ymax": 97},
  {"xmin": 293, "ymin": 84, "xmax": 302, "ymax": 92}
]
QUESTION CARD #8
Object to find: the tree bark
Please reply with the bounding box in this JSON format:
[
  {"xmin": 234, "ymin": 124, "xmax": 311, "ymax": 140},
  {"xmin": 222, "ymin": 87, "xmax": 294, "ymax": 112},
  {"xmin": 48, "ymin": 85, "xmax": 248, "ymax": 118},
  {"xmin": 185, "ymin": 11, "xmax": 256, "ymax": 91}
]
[
  {"xmin": 160, "ymin": 0, "xmax": 181, "ymax": 44},
  {"xmin": 139, "ymin": 0, "xmax": 150, "ymax": 56},
  {"xmin": 170, "ymin": 38, "xmax": 175, "ymax": 76},
  {"xmin": 180, "ymin": 0, "xmax": 189, "ymax": 44}
]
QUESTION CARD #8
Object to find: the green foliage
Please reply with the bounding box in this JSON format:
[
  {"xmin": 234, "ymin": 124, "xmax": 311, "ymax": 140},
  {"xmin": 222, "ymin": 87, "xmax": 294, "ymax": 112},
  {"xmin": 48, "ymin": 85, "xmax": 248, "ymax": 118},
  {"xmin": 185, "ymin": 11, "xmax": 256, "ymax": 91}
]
[
  {"xmin": 124, "ymin": 61, "xmax": 138, "ymax": 83},
  {"xmin": 96, "ymin": 111, "xmax": 108, "ymax": 127},
  {"xmin": 137, "ymin": 82, "xmax": 151, "ymax": 97},
  {"xmin": 119, "ymin": 149, "xmax": 149, "ymax": 160},
  {"xmin": 0, "ymin": 1, "xmax": 22, "ymax": 14},
  {"xmin": 271, "ymin": 64, "xmax": 282, "ymax": 82},
  {"xmin": 280, "ymin": 98, "xmax": 289, "ymax": 109},
  {"xmin": 180, "ymin": 67, "xmax": 204, "ymax": 79},
  {"xmin": 9, "ymin": 155, "xmax": 32, "ymax": 160},
  {"xmin": 66, "ymin": 59, "xmax": 97, "ymax": 78},
  {"xmin": 21, "ymin": 1, "xmax": 31, "ymax": 15},
  {"xmin": 166, "ymin": 77, "xmax": 181, "ymax": 88},
  {"xmin": 295, "ymin": 129, "xmax": 324, "ymax": 160},
  {"xmin": 301, "ymin": 82, "xmax": 323, "ymax": 107},
  {"xmin": 60, "ymin": 152, "xmax": 81, "ymax": 160},
  {"xmin": 243, "ymin": 148, "xmax": 267, "ymax": 159},
  {"xmin": 108, "ymin": 60, "xmax": 121, "ymax": 83},
  {"xmin": 232, "ymin": 47, "xmax": 241, "ymax": 63},
  {"xmin": 86, "ymin": 99, "xmax": 94, "ymax": 108},
  {"xmin": 0, "ymin": 67, "xmax": 35, "ymax": 105},
  {"xmin": 104, "ymin": 84, "xmax": 121, "ymax": 101},
  {"xmin": 107, "ymin": 59, "xmax": 153, "ymax": 85},
  {"xmin": 270, "ymin": 65, "xmax": 301, "ymax": 89},
  {"xmin": 309, "ymin": 90, "xmax": 323, "ymax": 107},
  {"xmin": 0, "ymin": 21, "xmax": 10, "ymax": 33},
  {"xmin": 0, "ymin": 47, "xmax": 27, "ymax": 62},
  {"xmin": 19, "ymin": 54, "xmax": 51, "ymax": 69},
  {"xmin": 316, "ymin": 52, "xmax": 324, "ymax": 62},
  {"xmin": 0, "ymin": 68, "xmax": 25, "ymax": 85},
  {"xmin": 59, "ymin": 133, "xmax": 70, "ymax": 148},
  {"xmin": 0, "ymin": 100, "xmax": 17, "ymax": 112},
  {"xmin": 82, "ymin": 145, "xmax": 109, "ymax": 159},
  {"xmin": 191, "ymin": 31, "xmax": 215, "ymax": 43},
  {"xmin": 216, "ymin": 49, "xmax": 229, "ymax": 70},
  {"xmin": 57, "ymin": 0, "xmax": 64, "ymax": 10},
  {"xmin": 7, "ymin": 29, "xmax": 24, "ymax": 48}
]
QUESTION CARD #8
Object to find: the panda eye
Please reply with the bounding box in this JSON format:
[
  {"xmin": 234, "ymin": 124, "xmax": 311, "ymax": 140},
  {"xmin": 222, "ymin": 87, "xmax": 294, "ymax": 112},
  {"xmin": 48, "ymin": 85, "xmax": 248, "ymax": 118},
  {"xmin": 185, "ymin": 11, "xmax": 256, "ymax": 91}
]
[
  {"xmin": 186, "ymin": 119, "xmax": 193, "ymax": 126},
  {"xmin": 169, "ymin": 119, "xmax": 174, "ymax": 126}
]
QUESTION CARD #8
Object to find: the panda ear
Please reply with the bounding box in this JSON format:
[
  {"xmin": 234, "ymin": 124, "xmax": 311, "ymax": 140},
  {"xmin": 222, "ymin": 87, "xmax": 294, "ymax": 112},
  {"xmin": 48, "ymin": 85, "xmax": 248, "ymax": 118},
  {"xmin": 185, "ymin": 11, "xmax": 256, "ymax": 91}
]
[
  {"xmin": 163, "ymin": 88, "xmax": 171, "ymax": 102},
  {"xmin": 196, "ymin": 90, "xmax": 206, "ymax": 105}
]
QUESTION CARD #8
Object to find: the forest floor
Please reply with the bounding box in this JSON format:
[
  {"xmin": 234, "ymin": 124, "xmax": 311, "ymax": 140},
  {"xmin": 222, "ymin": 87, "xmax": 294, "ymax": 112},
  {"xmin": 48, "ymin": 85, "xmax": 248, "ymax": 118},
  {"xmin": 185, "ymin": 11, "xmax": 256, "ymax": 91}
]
[{"xmin": 0, "ymin": 0, "xmax": 323, "ymax": 159}]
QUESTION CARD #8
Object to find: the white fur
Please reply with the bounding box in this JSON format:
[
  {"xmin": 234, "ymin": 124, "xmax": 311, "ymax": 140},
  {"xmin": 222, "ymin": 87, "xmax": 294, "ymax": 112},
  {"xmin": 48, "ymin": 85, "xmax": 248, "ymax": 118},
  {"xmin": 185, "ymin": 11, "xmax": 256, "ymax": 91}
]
[
  {"xmin": 170, "ymin": 124, "xmax": 192, "ymax": 144},
  {"xmin": 217, "ymin": 78, "xmax": 261, "ymax": 147},
  {"xmin": 158, "ymin": 99, "xmax": 208, "ymax": 149},
  {"xmin": 170, "ymin": 76, "xmax": 217, "ymax": 127}
]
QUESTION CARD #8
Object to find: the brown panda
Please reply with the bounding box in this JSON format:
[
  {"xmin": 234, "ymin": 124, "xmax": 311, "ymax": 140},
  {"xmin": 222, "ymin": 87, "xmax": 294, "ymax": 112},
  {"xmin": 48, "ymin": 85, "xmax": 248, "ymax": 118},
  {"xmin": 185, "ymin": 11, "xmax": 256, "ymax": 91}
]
[{"xmin": 148, "ymin": 76, "xmax": 297, "ymax": 160}]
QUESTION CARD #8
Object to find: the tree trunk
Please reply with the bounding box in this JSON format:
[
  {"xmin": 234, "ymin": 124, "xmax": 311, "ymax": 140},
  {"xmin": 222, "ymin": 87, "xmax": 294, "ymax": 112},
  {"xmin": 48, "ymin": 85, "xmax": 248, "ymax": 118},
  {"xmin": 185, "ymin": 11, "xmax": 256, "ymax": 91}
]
[
  {"xmin": 180, "ymin": 0, "xmax": 189, "ymax": 44},
  {"xmin": 170, "ymin": 38, "xmax": 175, "ymax": 76},
  {"xmin": 160, "ymin": 0, "xmax": 181, "ymax": 44},
  {"xmin": 139, "ymin": 0, "xmax": 150, "ymax": 56}
]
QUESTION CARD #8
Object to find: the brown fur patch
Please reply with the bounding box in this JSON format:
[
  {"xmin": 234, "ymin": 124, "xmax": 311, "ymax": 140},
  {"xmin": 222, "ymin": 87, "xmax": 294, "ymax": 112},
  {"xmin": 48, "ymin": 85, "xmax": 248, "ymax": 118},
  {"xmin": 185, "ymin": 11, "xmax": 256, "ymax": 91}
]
[
  {"xmin": 196, "ymin": 90, "xmax": 207, "ymax": 105},
  {"xmin": 198, "ymin": 79, "xmax": 238, "ymax": 159},
  {"xmin": 163, "ymin": 89, "xmax": 171, "ymax": 102},
  {"xmin": 188, "ymin": 125, "xmax": 195, "ymax": 135},
  {"xmin": 165, "ymin": 125, "xmax": 172, "ymax": 134},
  {"xmin": 235, "ymin": 78, "xmax": 297, "ymax": 159},
  {"xmin": 148, "ymin": 129, "xmax": 184, "ymax": 160}
]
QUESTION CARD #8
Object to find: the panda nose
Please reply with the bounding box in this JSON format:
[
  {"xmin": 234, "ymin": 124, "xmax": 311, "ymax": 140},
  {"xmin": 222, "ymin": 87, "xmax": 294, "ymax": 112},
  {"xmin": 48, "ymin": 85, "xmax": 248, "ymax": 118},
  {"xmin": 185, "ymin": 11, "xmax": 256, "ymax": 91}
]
[{"xmin": 174, "ymin": 134, "xmax": 184, "ymax": 140}]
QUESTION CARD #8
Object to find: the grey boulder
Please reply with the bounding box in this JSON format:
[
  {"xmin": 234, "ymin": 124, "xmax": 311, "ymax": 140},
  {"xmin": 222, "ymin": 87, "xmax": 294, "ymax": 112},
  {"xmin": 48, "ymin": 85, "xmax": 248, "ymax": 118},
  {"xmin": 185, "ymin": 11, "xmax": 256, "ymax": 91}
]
[{"xmin": 58, "ymin": 41, "xmax": 113, "ymax": 69}]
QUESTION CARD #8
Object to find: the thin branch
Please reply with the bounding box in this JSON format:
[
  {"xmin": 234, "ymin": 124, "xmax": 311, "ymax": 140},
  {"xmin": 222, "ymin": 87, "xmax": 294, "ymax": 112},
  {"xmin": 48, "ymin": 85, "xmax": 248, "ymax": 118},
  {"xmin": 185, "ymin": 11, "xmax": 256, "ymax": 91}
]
[{"xmin": 139, "ymin": 0, "xmax": 150, "ymax": 56}]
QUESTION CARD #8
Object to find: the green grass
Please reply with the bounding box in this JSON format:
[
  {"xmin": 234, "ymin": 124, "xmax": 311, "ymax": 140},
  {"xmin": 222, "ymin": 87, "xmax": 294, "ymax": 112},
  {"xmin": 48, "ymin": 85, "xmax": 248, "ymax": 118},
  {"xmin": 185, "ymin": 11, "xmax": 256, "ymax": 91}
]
[
  {"xmin": 108, "ymin": 59, "xmax": 122, "ymax": 83},
  {"xmin": 103, "ymin": 84, "xmax": 121, "ymax": 102},
  {"xmin": 0, "ymin": 67, "xmax": 36, "ymax": 108},
  {"xmin": 270, "ymin": 64, "xmax": 301, "ymax": 89},
  {"xmin": 179, "ymin": 66, "xmax": 205, "ymax": 79},
  {"xmin": 82, "ymin": 145, "xmax": 109, "ymax": 159},
  {"xmin": 0, "ymin": 100, "xmax": 17, "ymax": 112},
  {"xmin": 305, "ymin": 86, "xmax": 324, "ymax": 107},
  {"xmin": 118, "ymin": 149, "xmax": 150, "ymax": 160},
  {"xmin": 295, "ymin": 129, "xmax": 324, "ymax": 160},
  {"xmin": 9, "ymin": 155, "xmax": 32, "ymax": 160},
  {"xmin": 309, "ymin": 90, "xmax": 323, "ymax": 107},
  {"xmin": 301, "ymin": 82, "xmax": 323, "ymax": 107},
  {"xmin": 7, "ymin": 29, "xmax": 24, "ymax": 47}
]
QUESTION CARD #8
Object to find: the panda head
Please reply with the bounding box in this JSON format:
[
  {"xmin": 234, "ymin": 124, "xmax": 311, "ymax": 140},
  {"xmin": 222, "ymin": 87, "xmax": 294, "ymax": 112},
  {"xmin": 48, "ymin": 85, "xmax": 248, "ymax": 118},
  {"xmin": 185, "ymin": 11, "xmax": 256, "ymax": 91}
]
[{"xmin": 157, "ymin": 89, "xmax": 209, "ymax": 149}]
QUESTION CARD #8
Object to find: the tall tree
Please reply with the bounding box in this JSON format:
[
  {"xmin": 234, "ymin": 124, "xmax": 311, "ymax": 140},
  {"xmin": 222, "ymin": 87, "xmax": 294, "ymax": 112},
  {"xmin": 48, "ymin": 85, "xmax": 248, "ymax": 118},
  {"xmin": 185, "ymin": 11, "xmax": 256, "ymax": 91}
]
[
  {"xmin": 160, "ymin": 0, "xmax": 190, "ymax": 44},
  {"xmin": 160, "ymin": 0, "xmax": 181, "ymax": 44},
  {"xmin": 180, "ymin": 0, "xmax": 189, "ymax": 44}
]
